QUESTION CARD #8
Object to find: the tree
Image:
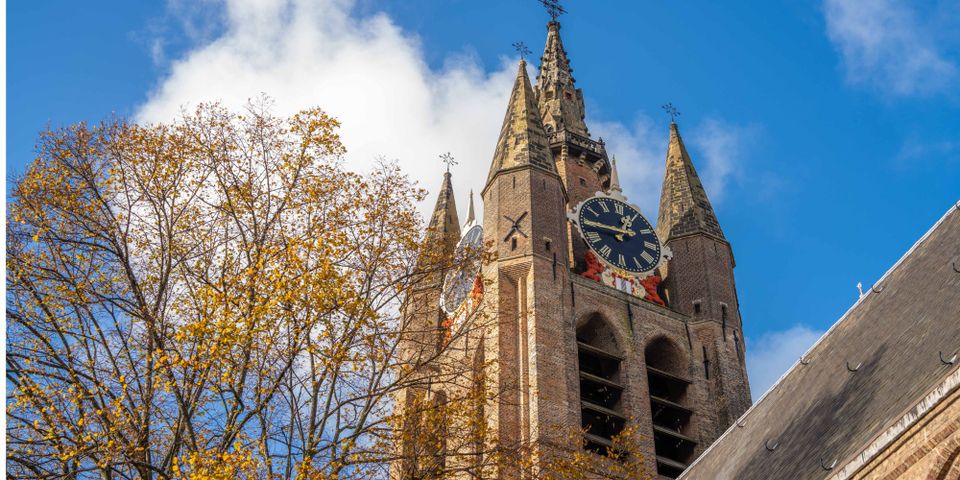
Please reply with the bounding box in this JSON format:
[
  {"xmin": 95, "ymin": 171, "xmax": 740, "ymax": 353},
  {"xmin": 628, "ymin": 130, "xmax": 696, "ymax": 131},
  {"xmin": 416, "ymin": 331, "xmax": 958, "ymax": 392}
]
[{"xmin": 7, "ymin": 101, "xmax": 649, "ymax": 480}]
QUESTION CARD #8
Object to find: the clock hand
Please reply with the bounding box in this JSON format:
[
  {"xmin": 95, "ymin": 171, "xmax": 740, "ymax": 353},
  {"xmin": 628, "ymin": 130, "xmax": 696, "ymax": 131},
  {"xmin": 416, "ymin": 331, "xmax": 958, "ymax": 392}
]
[{"xmin": 582, "ymin": 219, "xmax": 635, "ymax": 237}]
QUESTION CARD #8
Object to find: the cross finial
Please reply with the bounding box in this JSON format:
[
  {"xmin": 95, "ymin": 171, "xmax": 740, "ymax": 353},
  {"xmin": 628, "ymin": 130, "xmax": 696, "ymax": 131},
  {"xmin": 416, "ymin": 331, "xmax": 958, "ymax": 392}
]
[
  {"xmin": 440, "ymin": 152, "xmax": 457, "ymax": 173},
  {"xmin": 662, "ymin": 102, "xmax": 681, "ymax": 124},
  {"xmin": 512, "ymin": 41, "xmax": 532, "ymax": 60},
  {"xmin": 540, "ymin": 0, "xmax": 566, "ymax": 21}
]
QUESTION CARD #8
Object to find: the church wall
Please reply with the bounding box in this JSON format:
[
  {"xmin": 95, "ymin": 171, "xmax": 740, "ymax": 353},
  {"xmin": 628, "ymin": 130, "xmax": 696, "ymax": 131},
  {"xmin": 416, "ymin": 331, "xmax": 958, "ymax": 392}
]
[
  {"xmin": 662, "ymin": 233, "xmax": 752, "ymax": 433},
  {"xmin": 845, "ymin": 382, "xmax": 960, "ymax": 480},
  {"xmin": 570, "ymin": 275, "xmax": 722, "ymax": 478}
]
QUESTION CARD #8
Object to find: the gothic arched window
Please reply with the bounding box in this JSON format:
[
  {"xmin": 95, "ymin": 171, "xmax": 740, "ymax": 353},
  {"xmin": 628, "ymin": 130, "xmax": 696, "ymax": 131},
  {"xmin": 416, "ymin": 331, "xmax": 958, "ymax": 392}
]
[
  {"xmin": 645, "ymin": 337, "xmax": 697, "ymax": 478},
  {"xmin": 576, "ymin": 315, "xmax": 625, "ymax": 454}
]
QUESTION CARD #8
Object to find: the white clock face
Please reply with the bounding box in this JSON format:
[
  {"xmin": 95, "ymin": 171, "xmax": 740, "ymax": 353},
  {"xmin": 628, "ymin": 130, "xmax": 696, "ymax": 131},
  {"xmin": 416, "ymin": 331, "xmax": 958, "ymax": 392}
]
[{"xmin": 440, "ymin": 224, "xmax": 483, "ymax": 315}]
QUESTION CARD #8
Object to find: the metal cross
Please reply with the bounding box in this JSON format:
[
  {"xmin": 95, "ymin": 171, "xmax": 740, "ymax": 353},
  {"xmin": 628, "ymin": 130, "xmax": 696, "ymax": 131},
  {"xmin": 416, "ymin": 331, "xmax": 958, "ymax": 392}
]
[
  {"xmin": 540, "ymin": 0, "xmax": 566, "ymax": 21},
  {"xmin": 440, "ymin": 152, "xmax": 457, "ymax": 173},
  {"xmin": 512, "ymin": 41, "xmax": 532, "ymax": 60},
  {"xmin": 503, "ymin": 212, "xmax": 529, "ymax": 242},
  {"xmin": 662, "ymin": 103, "xmax": 681, "ymax": 123}
]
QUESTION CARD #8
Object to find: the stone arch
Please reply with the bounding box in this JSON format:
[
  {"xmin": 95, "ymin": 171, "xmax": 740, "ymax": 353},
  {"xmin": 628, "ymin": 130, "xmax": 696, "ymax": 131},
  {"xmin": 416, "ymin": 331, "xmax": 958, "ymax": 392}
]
[
  {"xmin": 575, "ymin": 312, "xmax": 627, "ymax": 453},
  {"xmin": 934, "ymin": 436, "xmax": 960, "ymax": 480},
  {"xmin": 644, "ymin": 335, "xmax": 688, "ymax": 378},
  {"xmin": 576, "ymin": 311, "xmax": 625, "ymax": 357},
  {"xmin": 644, "ymin": 335, "xmax": 696, "ymax": 478}
]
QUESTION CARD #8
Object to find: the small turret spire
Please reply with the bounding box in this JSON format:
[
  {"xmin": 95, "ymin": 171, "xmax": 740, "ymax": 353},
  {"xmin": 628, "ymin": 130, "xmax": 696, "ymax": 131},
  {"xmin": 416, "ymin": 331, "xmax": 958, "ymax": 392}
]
[
  {"xmin": 485, "ymin": 59, "xmax": 556, "ymax": 187},
  {"xmin": 423, "ymin": 171, "xmax": 462, "ymax": 258},
  {"xmin": 608, "ymin": 156, "xmax": 622, "ymax": 193},
  {"xmin": 656, "ymin": 122, "xmax": 725, "ymax": 242},
  {"xmin": 466, "ymin": 190, "xmax": 475, "ymax": 225}
]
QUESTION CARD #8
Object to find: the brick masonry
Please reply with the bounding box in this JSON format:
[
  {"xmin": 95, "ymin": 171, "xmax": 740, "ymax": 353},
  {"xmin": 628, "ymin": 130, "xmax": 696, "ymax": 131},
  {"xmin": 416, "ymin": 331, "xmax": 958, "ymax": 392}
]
[
  {"xmin": 395, "ymin": 19, "xmax": 753, "ymax": 479},
  {"xmin": 846, "ymin": 384, "xmax": 960, "ymax": 480}
]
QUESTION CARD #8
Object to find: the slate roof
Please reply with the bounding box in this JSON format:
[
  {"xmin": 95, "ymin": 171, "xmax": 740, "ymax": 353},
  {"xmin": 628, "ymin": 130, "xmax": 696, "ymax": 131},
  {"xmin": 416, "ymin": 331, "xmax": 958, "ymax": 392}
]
[
  {"xmin": 656, "ymin": 123, "xmax": 726, "ymax": 243},
  {"xmin": 535, "ymin": 20, "xmax": 589, "ymax": 137},
  {"xmin": 416, "ymin": 171, "xmax": 461, "ymax": 283},
  {"xmin": 486, "ymin": 59, "xmax": 556, "ymax": 186},
  {"xmin": 679, "ymin": 202, "xmax": 960, "ymax": 480}
]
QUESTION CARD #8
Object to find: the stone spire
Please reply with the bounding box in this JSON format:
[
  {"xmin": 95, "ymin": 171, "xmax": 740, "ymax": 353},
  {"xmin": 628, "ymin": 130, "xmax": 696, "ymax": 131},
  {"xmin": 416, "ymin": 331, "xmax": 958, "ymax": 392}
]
[
  {"xmin": 656, "ymin": 122, "xmax": 726, "ymax": 242},
  {"xmin": 608, "ymin": 156, "xmax": 622, "ymax": 193},
  {"xmin": 486, "ymin": 59, "xmax": 556, "ymax": 186},
  {"xmin": 465, "ymin": 190, "xmax": 475, "ymax": 225},
  {"xmin": 423, "ymin": 171, "xmax": 461, "ymax": 260},
  {"xmin": 535, "ymin": 21, "xmax": 588, "ymax": 137}
]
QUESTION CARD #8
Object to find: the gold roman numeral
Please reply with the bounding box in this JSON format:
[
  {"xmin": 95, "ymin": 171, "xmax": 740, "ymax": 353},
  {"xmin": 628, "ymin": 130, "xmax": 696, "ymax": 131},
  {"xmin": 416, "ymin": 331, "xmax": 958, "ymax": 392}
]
[
  {"xmin": 615, "ymin": 202, "xmax": 624, "ymax": 215},
  {"xmin": 644, "ymin": 241, "xmax": 657, "ymax": 250},
  {"xmin": 617, "ymin": 254, "xmax": 626, "ymax": 267},
  {"xmin": 586, "ymin": 206, "xmax": 599, "ymax": 217},
  {"xmin": 599, "ymin": 245, "xmax": 612, "ymax": 257},
  {"xmin": 640, "ymin": 251, "xmax": 654, "ymax": 264},
  {"xmin": 585, "ymin": 231, "xmax": 601, "ymax": 244},
  {"xmin": 599, "ymin": 201, "xmax": 610, "ymax": 213}
]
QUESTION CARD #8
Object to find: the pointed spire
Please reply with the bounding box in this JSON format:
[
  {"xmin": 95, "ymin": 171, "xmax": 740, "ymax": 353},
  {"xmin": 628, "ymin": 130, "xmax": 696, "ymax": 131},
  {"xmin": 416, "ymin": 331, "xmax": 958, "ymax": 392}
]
[
  {"xmin": 465, "ymin": 190, "xmax": 476, "ymax": 225},
  {"xmin": 608, "ymin": 156, "xmax": 622, "ymax": 193},
  {"xmin": 424, "ymin": 171, "xmax": 462, "ymax": 255},
  {"xmin": 486, "ymin": 60, "xmax": 556, "ymax": 185},
  {"xmin": 656, "ymin": 122, "xmax": 726, "ymax": 242},
  {"xmin": 536, "ymin": 21, "xmax": 588, "ymax": 137}
]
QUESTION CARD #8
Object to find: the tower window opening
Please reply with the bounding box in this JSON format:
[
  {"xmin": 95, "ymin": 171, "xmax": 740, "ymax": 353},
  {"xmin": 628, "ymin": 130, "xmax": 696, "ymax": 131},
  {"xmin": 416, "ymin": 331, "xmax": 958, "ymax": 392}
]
[
  {"xmin": 646, "ymin": 338, "xmax": 696, "ymax": 478},
  {"xmin": 511, "ymin": 237, "xmax": 517, "ymax": 251},
  {"xmin": 693, "ymin": 301, "xmax": 702, "ymax": 315},
  {"xmin": 579, "ymin": 177, "xmax": 587, "ymax": 187},
  {"xmin": 721, "ymin": 304, "xmax": 728, "ymax": 338},
  {"xmin": 545, "ymin": 240, "xmax": 552, "ymax": 252},
  {"xmin": 576, "ymin": 316, "xmax": 624, "ymax": 455},
  {"xmin": 702, "ymin": 346, "xmax": 710, "ymax": 379}
]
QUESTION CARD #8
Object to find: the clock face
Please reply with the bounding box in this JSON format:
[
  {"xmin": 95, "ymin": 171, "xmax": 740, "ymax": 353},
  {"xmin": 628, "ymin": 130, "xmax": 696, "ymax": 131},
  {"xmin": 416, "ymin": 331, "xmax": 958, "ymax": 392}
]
[
  {"xmin": 440, "ymin": 224, "xmax": 484, "ymax": 315},
  {"xmin": 576, "ymin": 196, "xmax": 662, "ymax": 275}
]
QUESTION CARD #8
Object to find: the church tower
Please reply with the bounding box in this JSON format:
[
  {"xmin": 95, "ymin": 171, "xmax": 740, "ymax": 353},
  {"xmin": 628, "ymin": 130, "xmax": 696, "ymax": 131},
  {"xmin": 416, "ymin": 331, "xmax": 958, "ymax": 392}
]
[
  {"xmin": 394, "ymin": 170, "xmax": 461, "ymax": 480},
  {"xmin": 656, "ymin": 121, "xmax": 752, "ymax": 452},
  {"xmin": 395, "ymin": 13, "xmax": 752, "ymax": 480},
  {"xmin": 535, "ymin": 19, "xmax": 613, "ymax": 274},
  {"xmin": 480, "ymin": 57, "xmax": 574, "ymax": 474}
]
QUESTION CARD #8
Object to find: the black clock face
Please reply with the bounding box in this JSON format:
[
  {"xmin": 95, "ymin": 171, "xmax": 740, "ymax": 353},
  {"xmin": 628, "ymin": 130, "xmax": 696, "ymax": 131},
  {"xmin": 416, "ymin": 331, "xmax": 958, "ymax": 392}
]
[
  {"xmin": 441, "ymin": 224, "xmax": 483, "ymax": 315},
  {"xmin": 577, "ymin": 196, "xmax": 661, "ymax": 275}
]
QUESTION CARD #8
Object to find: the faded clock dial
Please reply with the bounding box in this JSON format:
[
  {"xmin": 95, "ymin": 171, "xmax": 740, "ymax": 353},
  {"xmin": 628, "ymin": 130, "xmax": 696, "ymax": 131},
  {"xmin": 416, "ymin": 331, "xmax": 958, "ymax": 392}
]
[
  {"xmin": 440, "ymin": 224, "xmax": 484, "ymax": 315},
  {"xmin": 576, "ymin": 196, "xmax": 662, "ymax": 275}
]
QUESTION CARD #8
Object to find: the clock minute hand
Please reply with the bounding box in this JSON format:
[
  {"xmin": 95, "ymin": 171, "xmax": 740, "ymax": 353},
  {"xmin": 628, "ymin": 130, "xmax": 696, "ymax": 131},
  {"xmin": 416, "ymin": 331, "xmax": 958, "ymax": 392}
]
[{"xmin": 582, "ymin": 219, "xmax": 635, "ymax": 237}]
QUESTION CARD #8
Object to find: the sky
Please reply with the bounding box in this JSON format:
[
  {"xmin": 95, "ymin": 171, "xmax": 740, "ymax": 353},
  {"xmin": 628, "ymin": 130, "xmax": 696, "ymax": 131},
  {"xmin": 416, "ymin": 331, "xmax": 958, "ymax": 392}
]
[{"xmin": 7, "ymin": 0, "xmax": 960, "ymax": 399}]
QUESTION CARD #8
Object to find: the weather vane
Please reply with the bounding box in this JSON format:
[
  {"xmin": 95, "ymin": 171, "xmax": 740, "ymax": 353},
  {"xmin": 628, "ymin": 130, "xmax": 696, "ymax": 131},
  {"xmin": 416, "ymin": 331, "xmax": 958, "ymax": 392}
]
[
  {"xmin": 513, "ymin": 41, "xmax": 532, "ymax": 60},
  {"xmin": 662, "ymin": 103, "xmax": 681, "ymax": 123},
  {"xmin": 540, "ymin": 0, "xmax": 566, "ymax": 21},
  {"xmin": 440, "ymin": 152, "xmax": 457, "ymax": 173}
]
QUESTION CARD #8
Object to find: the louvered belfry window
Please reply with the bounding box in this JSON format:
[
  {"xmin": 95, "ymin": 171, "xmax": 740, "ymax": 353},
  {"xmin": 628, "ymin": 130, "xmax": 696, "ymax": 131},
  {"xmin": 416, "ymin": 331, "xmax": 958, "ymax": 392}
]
[
  {"xmin": 576, "ymin": 316, "xmax": 625, "ymax": 454},
  {"xmin": 646, "ymin": 338, "xmax": 697, "ymax": 478}
]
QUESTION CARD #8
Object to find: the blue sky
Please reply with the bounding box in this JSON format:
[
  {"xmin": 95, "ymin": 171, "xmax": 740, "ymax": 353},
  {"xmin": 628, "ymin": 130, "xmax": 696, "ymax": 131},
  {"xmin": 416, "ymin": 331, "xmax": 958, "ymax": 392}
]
[{"xmin": 8, "ymin": 0, "xmax": 960, "ymax": 397}]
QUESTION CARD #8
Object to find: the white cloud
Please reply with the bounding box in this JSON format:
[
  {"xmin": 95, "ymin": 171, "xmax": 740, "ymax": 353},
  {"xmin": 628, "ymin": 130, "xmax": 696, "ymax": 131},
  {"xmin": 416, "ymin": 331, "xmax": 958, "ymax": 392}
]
[
  {"xmin": 690, "ymin": 119, "xmax": 756, "ymax": 205},
  {"xmin": 140, "ymin": 0, "xmax": 759, "ymax": 224},
  {"xmin": 823, "ymin": 0, "xmax": 959, "ymax": 96},
  {"xmin": 594, "ymin": 115, "xmax": 755, "ymax": 216},
  {"xmin": 746, "ymin": 325, "xmax": 824, "ymax": 399},
  {"xmin": 138, "ymin": 0, "xmax": 518, "ymax": 219},
  {"xmin": 592, "ymin": 115, "xmax": 664, "ymax": 215}
]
